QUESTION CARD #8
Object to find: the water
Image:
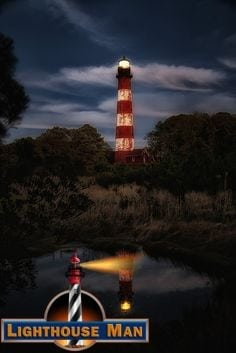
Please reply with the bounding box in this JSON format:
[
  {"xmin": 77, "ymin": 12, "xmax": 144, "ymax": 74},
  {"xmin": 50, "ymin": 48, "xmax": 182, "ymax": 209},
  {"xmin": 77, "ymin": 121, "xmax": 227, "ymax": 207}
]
[{"xmin": 0, "ymin": 246, "xmax": 233, "ymax": 353}]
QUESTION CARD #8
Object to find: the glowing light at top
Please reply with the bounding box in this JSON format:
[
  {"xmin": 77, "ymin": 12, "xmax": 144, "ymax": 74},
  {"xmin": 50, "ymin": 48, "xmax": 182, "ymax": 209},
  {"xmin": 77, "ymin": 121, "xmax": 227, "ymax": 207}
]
[{"xmin": 118, "ymin": 58, "xmax": 130, "ymax": 69}]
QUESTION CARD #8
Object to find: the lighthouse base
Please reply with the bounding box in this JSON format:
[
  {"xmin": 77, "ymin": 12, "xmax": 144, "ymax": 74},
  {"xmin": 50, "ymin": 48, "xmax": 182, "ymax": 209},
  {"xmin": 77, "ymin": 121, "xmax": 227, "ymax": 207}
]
[
  {"xmin": 115, "ymin": 149, "xmax": 150, "ymax": 165},
  {"xmin": 115, "ymin": 151, "xmax": 131, "ymax": 163}
]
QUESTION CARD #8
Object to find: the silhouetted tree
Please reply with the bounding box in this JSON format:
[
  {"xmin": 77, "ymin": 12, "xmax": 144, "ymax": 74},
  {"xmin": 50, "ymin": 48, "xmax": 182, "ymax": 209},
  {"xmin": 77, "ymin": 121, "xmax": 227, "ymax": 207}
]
[
  {"xmin": 36, "ymin": 125, "xmax": 111, "ymax": 176},
  {"xmin": 0, "ymin": 33, "xmax": 29, "ymax": 139},
  {"xmin": 147, "ymin": 113, "xmax": 236, "ymax": 194}
]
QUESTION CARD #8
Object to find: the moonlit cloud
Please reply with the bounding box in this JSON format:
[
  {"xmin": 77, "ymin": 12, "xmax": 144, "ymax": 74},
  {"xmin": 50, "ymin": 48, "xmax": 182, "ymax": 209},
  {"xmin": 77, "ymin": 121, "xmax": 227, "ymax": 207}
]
[
  {"xmin": 99, "ymin": 95, "xmax": 173, "ymax": 119},
  {"xmin": 219, "ymin": 57, "xmax": 236, "ymax": 69},
  {"xmin": 134, "ymin": 63, "xmax": 225, "ymax": 91},
  {"xmin": 45, "ymin": 0, "xmax": 116, "ymax": 49},
  {"xmin": 193, "ymin": 93, "xmax": 236, "ymax": 112},
  {"xmin": 12, "ymin": 58, "xmax": 236, "ymax": 145},
  {"xmin": 99, "ymin": 91, "xmax": 236, "ymax": 123},
  {"xmin": 14, "ymin": 60, "xmax": 236, "ymax": 144},
  {"xmin": 61, "ymin": 63, "xmax": 225, "ymax": 91},
  {"xmin": 60, "ymin": 66, "xmax": 116, "ymax": 87},
  {"xmin": 34, "ymin": 102, "xmax": 88, "ymax": 113},
  {"xmin": 17, "ymin": 88, "xmax": 236, "ymax": 146},
  {"xmin": 20, "ymin": 61, "xmax": 226, "ymax": 93},
  {"xmin": 20, "ymin": 110, "xmax": 112, "ymax": 129},
  {"xmin": 225, "ymin": 32, "xmax": 236, "ymax": 44},
  {"xmin": 19, "ymin": 96, "xmax": 114, "ymax": 132}
]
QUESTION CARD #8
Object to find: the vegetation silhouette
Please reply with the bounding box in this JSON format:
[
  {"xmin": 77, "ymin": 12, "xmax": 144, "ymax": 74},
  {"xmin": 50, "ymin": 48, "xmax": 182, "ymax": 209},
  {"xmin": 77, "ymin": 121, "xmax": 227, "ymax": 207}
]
[{"xmin": 0, "ymin": 33, "xmax": 29, "ymax": 139}]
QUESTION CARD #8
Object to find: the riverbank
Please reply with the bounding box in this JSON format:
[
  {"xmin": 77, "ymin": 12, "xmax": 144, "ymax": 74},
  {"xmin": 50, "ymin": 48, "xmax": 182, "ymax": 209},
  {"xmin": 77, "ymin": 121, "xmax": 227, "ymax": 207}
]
[
  {"xmin": 71, "ymin": 185, "xmax": 236, "ymax": 275},
  {"xmin": 77, "ymin": 220, "xmax": 236, "ymax": 276},
  {"xmin": 9, "ymin": 218, "xmax": 234, "ymax": 278},
  {"xmin": 139, "ymin": 221, "xmax": 236, "ymax": 276},
  {"xmin": 1, "ymin": 184, "xmax": 236, "ymax": 277}
]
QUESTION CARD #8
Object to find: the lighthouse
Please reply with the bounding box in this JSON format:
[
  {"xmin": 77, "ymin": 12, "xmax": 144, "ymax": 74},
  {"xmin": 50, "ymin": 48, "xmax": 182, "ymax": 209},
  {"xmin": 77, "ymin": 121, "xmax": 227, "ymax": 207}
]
[
  {"xmin": 66, "ymin": 252, "xmax": 84, "ymax": 347},
  {"xmin": 115, "ymin": 56, "xmax": 134, "ymax": 163}
]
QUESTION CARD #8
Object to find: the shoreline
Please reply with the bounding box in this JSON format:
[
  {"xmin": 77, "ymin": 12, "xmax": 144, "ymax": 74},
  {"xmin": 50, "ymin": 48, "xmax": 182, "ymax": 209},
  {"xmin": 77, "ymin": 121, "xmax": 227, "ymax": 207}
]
[{"xmin": 2, "ymin": 220, "xmax": 235, "ymax": 278}]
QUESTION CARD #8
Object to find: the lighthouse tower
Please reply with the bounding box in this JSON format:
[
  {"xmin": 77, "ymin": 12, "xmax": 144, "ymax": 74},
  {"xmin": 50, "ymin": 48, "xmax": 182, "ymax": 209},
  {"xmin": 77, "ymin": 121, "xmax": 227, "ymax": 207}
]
[
  {"xmin": 115, "ymin": 56, "xmax": 134, "ymax": 163},
  {"xmin": 66, "ymin": 252, "xmax": 84, "ymax": 347}
]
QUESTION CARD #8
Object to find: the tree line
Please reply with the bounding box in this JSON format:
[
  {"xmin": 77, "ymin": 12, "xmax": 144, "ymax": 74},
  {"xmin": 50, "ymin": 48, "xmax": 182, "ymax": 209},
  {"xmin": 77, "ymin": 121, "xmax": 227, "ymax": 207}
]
[
  {"xmin": 146, "ymin": 112, "xmax": 236, "ymax": 195},
  {"xmin": 1, "ymin": 112, "xmax": 236, "ymax": 197},
  {"xmin": 1, "ymin": 31, "xmax": 236, "ymax": 196}
]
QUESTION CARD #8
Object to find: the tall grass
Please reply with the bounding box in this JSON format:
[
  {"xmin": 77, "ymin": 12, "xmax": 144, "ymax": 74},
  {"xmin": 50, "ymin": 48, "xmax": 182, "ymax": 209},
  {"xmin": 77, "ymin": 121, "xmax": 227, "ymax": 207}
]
[
  {"xmin": 0, "ymin": 175, "xmax": 92, "ymax": 242},
  {"xmin": 74, "ymin": 185, "xmax": 236, "ymax": 239}
]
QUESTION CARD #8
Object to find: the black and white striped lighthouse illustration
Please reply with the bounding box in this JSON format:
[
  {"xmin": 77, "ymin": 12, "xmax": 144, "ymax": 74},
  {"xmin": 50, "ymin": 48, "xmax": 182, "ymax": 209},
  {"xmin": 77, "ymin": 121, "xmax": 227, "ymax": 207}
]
[{"xmin": 66, "ymin": 252, "xmax": 84, "ymax": 347}]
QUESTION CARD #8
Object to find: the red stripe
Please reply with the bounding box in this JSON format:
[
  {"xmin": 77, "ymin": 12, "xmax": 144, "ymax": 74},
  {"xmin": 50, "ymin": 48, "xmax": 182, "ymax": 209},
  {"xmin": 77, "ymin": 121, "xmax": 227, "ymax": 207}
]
[
  {"xmin": 118, "ymin": 78, "xmax": 131, "ymax": 90},
  {"xmin": 116, "ymin": 126, "xmax": 134, "ymax": 138},
  {"xmin": 117, "ymin": 101, "xmax": 132, "ymax": 114}
]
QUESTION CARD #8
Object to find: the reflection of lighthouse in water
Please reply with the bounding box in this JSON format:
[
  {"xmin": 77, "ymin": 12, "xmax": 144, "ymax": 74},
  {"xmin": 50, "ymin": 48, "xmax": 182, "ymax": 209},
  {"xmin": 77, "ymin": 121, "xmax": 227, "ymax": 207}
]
[
  {"xmin": 118, "ymin": 252, "xmax": 134, "ymax": 313},
  {"xmin": 66, "ymin": 252, "xmax": 84, "ymax": 347}
]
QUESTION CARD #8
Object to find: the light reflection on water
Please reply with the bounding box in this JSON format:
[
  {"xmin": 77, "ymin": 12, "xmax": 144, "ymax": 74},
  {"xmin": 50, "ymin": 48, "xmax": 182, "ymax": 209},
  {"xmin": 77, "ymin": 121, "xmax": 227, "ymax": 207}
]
[
  {"xmin": 1, "ymin": 246, "xmax": 235, "ymax": 353},
  {"xmin": 0, "ymin": 246, "xmax": 213, "ymax": 323}
]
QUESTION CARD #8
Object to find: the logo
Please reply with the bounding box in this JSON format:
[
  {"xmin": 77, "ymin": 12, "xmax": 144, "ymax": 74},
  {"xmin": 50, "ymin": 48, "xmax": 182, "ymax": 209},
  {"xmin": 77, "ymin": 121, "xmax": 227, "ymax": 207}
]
[{"xmin": 1, "ymin": 252, "xmax": 149, "ymax": 351}]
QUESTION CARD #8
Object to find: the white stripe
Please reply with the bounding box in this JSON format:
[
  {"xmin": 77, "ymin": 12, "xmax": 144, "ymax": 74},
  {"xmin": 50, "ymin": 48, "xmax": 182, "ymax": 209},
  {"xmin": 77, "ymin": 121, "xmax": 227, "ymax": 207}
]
[
  {"xmin": 116, "ymin": 113, "xmax": 133, "ymax": 126},
  {"xmin": 69, "ymin": 284, "xmax": 79, "ymax": 302},
  {"xmin": 115, "ymin": 138, "xmax": 134, "ymax": 151},
  {"xmin": 118, "ymin": 89, "xmax": 132, "ymax": 101},
  {"xmin": 69, "ymin": 296, "xmax": 81, "ymax": 321}
]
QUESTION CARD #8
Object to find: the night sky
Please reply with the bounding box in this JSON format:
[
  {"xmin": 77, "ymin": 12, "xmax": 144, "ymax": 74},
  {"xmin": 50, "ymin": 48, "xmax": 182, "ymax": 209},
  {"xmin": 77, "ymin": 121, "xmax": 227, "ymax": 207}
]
[{"xmin": 1, "ymin": 0, "xmax": 236, "ymax": 146}]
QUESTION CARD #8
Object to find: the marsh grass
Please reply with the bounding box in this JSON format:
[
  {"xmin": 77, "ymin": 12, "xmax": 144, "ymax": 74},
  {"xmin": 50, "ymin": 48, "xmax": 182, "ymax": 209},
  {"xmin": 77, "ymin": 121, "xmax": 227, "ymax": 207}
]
[{"xmin": 72, "ymin": 185, "xmax": 236, "ymax": 240}]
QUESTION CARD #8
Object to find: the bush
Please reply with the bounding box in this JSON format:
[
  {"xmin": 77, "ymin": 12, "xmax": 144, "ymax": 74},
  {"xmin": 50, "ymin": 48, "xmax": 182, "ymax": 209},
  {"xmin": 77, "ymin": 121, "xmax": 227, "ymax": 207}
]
[{"xmin": 0, "ymin": 175, "xmax": 93, "ymax": 242}]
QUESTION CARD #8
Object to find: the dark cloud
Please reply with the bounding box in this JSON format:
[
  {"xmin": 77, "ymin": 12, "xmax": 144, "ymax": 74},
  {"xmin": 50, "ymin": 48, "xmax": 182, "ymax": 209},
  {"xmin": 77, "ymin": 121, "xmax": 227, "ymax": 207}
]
[
  {"xmin": 0, "ymin": 0, "xmax": 16, "ymax": 12},
  {"xmin": 220, "ymin": 0, "xmax": 236, "ymax": 7}
]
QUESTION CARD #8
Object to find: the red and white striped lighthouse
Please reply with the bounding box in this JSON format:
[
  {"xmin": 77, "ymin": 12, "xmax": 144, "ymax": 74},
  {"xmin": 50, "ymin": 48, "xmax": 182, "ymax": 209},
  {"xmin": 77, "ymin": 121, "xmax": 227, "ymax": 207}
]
[{"xmin": 115, "ymin": 56, "xmax": 134, "ymax": 163}]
